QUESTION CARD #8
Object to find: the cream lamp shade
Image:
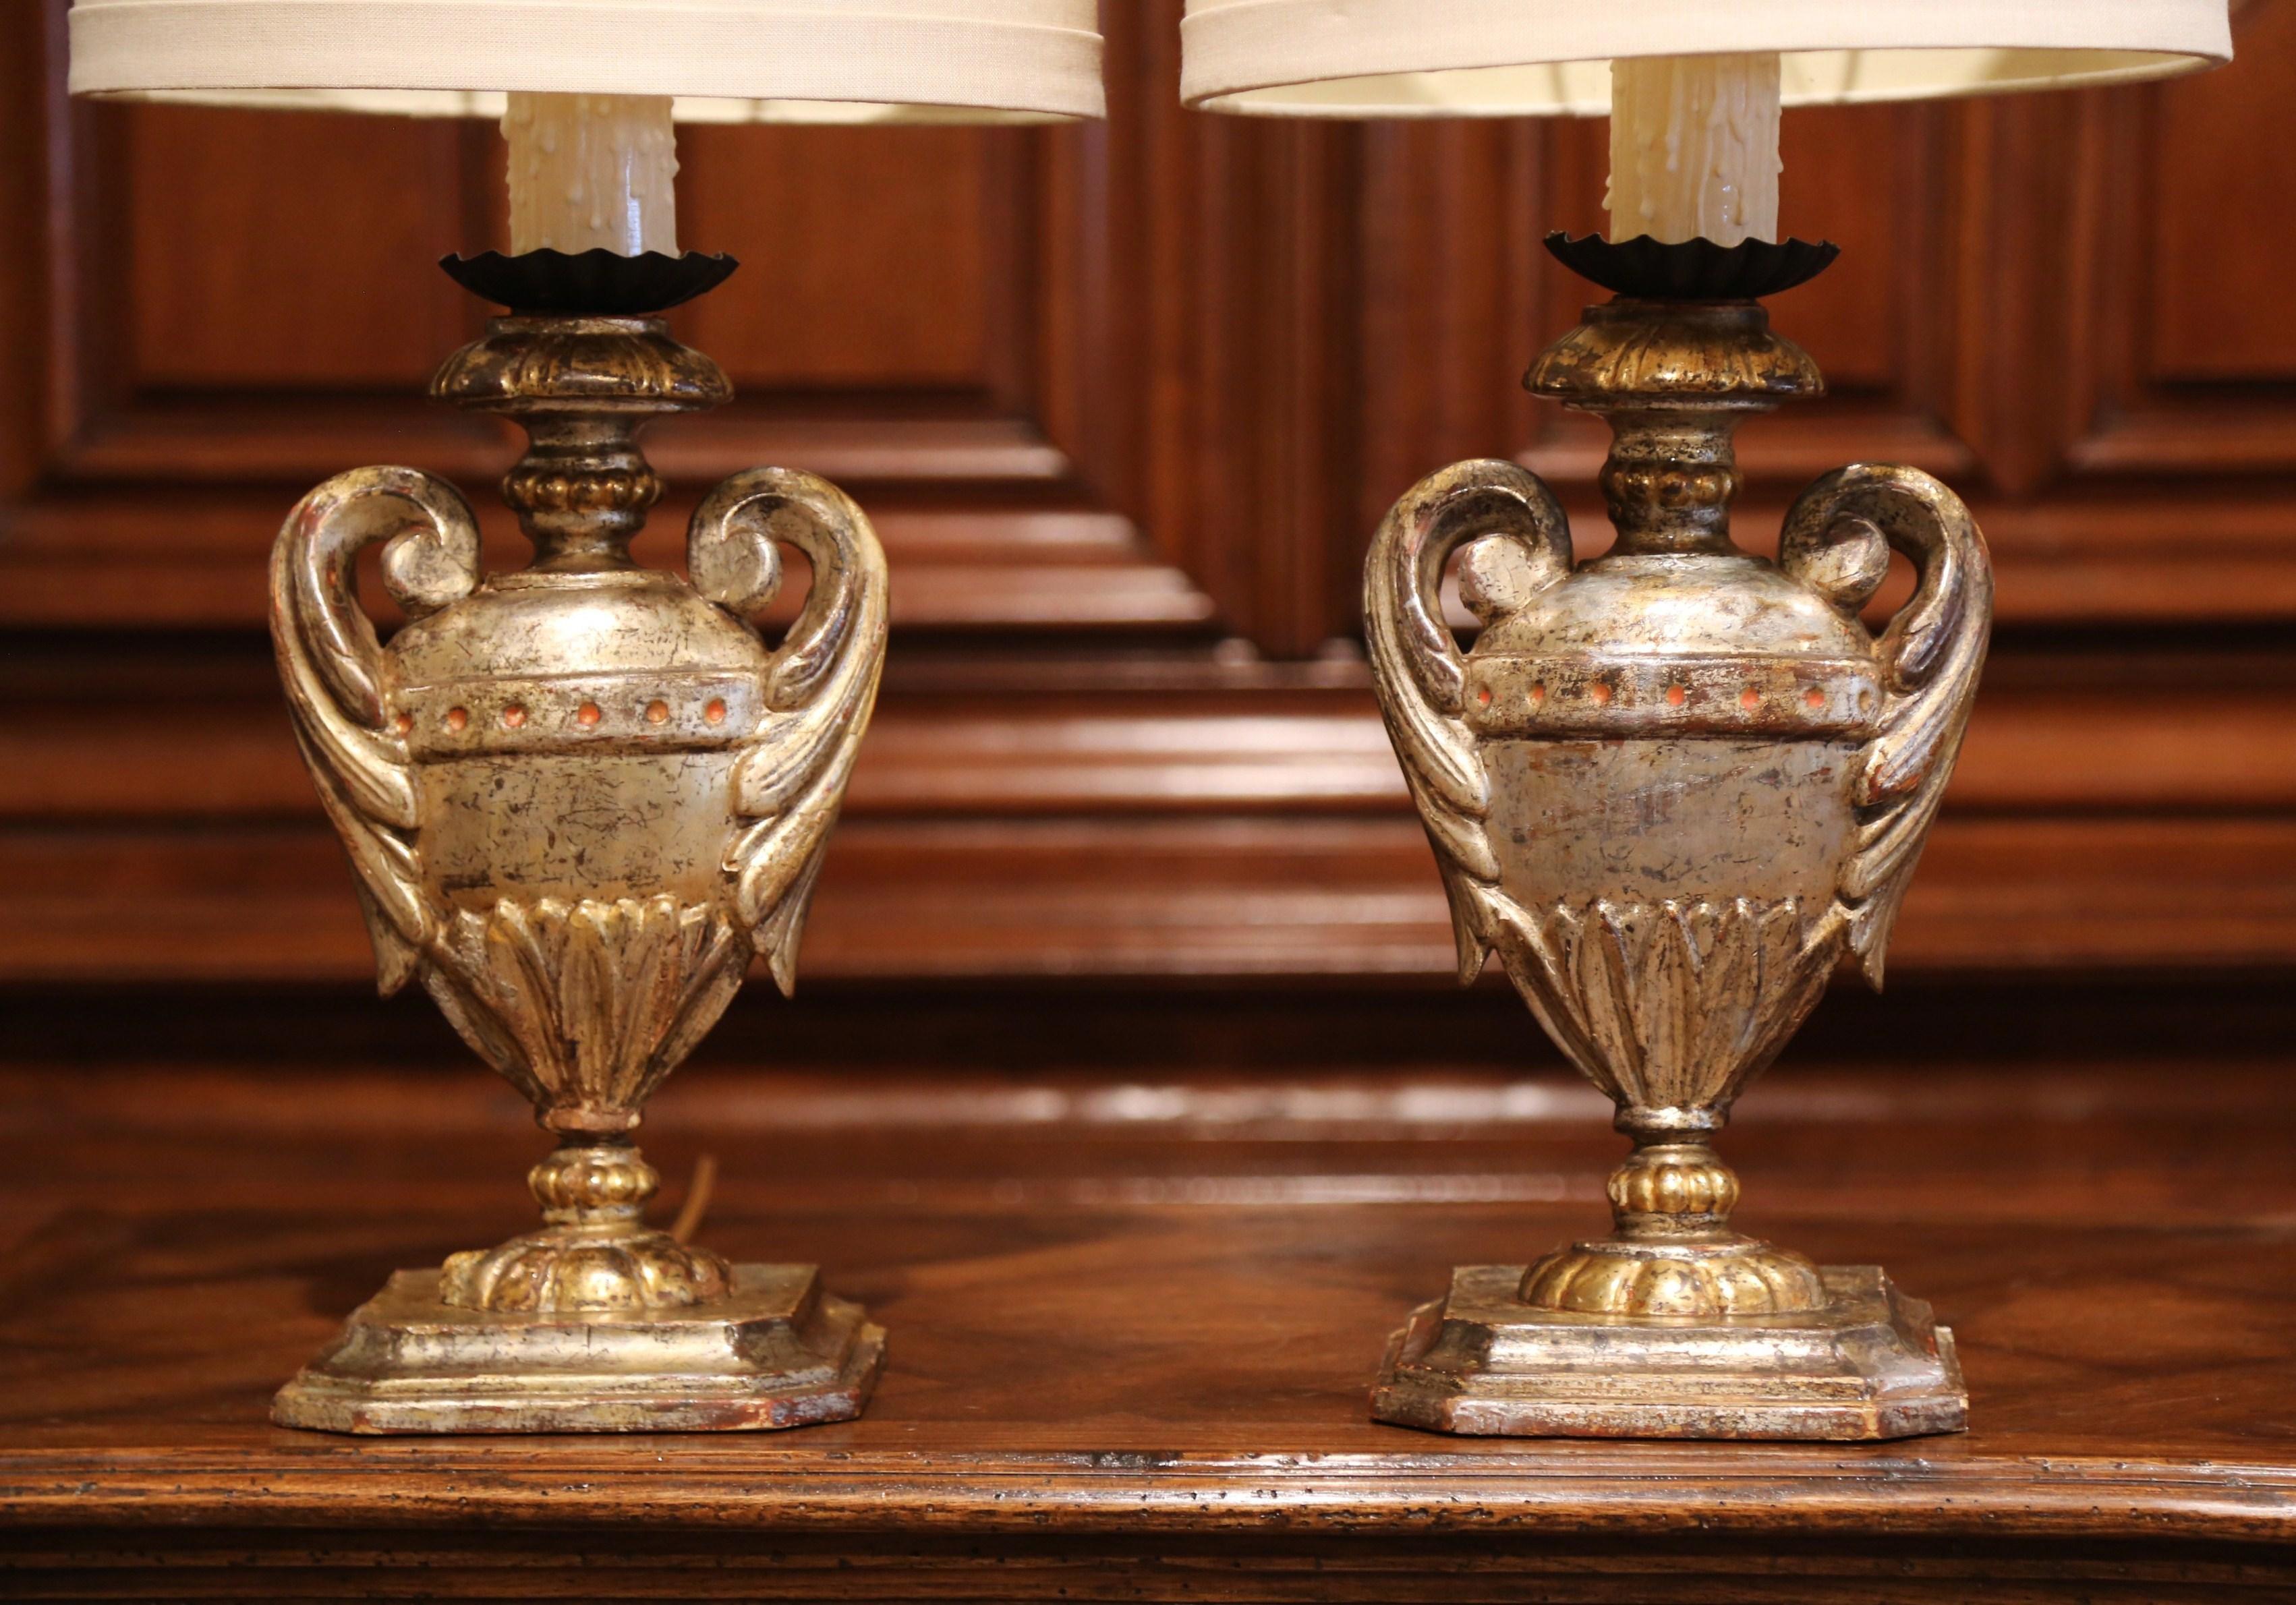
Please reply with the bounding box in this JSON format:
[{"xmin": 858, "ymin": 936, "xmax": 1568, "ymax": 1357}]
[
  {"xmin": 1180, "ymin": 0, "xmax": 2232, "ymax": 115},
  {"xmin": 67, "ymin": 0, "xmax": 1105, "ymax": 123}
]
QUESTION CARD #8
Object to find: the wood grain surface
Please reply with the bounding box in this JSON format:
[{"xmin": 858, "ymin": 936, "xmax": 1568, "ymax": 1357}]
[{"xmin": 3, "ymin": 1049, "xmax": 2293, "ymax": 1599}]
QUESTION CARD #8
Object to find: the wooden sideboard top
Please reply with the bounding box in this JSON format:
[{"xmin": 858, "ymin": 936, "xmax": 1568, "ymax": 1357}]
[{"xmin": 1, "ymin": 1052, "xmax": 2293, "ymax": 1596}]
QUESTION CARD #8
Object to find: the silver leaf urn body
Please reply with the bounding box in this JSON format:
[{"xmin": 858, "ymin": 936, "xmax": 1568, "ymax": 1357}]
[
  {"xmin": 266, "ymin": 316, "xmax": 888, "ymax": 1432},
  {"xmin": 1366, "ymin": 299, "xmax": 1987, "ymax": 1438}
]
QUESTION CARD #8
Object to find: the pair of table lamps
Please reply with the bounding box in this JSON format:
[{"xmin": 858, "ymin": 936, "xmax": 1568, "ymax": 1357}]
[{"xmin": 67, "ymin": 0, "xmax": 2232, "ymax": 1438}]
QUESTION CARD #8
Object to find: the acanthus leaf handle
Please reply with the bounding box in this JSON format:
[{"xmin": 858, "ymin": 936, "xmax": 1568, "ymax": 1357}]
[
  {"xmin": 1780, "ymin": 463, "xmax": 1993, "ymax": 987},
  {"xmin": 268, "ymin": 466, "xmax": 480, "ymax": 993},
  {"xmin": 689, "ymin": 467, "xmax": 890, "ymax": 996},
  {"xmin": 1362, "ymin": 459, "xmax": 1573, "ymax": 982}
]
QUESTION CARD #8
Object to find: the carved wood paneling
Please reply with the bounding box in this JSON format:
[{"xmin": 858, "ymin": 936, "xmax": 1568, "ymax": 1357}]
[
  {"xmin": 2066, "ymin": 0, "xmax": 2296, "ymax": 483},
  {"xmin": 1, "ymin": 0, "xmax": 2293, "ymax": 987},
  {"xmin": 6, "ymin": 813, "xmax": 2295, "ymax": 985},
  {"xmin": 123, "ymin": 109, "xmax": 473, "ymax": 390},
  {"xmin": 1355, "ymin": 7, "xmax": 2296, "ymax": 622},
  {"xmin": 678, "ymin": 126, "xmax": 1001, "ymax": 389},
  {"xmin": 7, "ymin": 5, "xmax": 1222, "ymax": 637},
  {"xmin": 2148, "ymin": 15, "xmax": 2296, "ymax": 382}
]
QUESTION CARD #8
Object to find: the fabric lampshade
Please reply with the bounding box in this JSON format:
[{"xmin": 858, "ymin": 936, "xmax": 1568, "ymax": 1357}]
[
  {"xmin": 1180, "ymin": 0, "xmax": 2232, "ymax": 115},
  {"xmin": 68, "ymin": 0, "xmax": 1104, "ymax": 122}
]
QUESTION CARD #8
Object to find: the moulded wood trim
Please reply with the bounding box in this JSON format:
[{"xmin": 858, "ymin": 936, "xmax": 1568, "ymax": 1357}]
[
  {"xmin": 3, "ymin": 1437, "xmax": 2291, "ymax": 1551},
  {"xmin": 1967, "ymin": 493, "xmax": 2296, "ymax": 622},
  {"xmin": 2052, "ymin": 27, "xmax": 2296, "ymax": 486},
  {"xmin": 0, "ymin": 502, "xmax": 1219, "ymax": 632},
  {"xmin": 646, "ymin": 410, "xmax": 1076, "ymax": 488},
  {"xmin": 1430, "ymin": 492, "xmax": 2296, "ymax": 624},
  {"xmin": 1517, "ymin": 405, "xmax": 1980, "ymax": 491},
  {"xmin": 16, "ymin": 1061, "xmax": 2287, "ymax": 1152},
  {"xmin": 1987, "ymin": 552, "xmax": 2296, "ymax": 622},
  {"xmin": 0, "ymin": 501, "xmax": 1153, "ymax": 568},
  {"xmin": 0, "ymin": 555, "xmax": 1221, "ymax": 633},
  {"xmin": 10, "ymin": 480, "xmax": 2295, "ymax": 626},
  {"xmin": 2065, "ymin": 402, "xmax": 2296, "ymax": 477},
  {"xmin": 3, "ymin": 814, "xmax": 2291, "ymax": 985},
  {"xmin": 49, "ymin": 397, "xmax": 508, "ymax": 486},
  {"xmin": 49, "ymin": 395, "xmax": 1083, "ymax": 491},
  {"xmin": 11, "ymin": 3, "xmax": 1247, "ymax": 647},
  {"xmin": 5, "ymin": 689, "xmax": 2294, "ymax": 824}
]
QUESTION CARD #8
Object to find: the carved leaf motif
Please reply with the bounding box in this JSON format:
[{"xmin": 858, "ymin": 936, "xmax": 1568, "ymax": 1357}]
[
  {"xmin": 1690, "ymin": 901, "xmax": 1758, "ymax": 1076},
  {"xmin": 425, "ymin": 896, "xmax": 749, "ymax": 1125},
  {"xmin": 690, "ymin": 469, "xmax": 890, "ymax": 998},
  {"xmin": 1493, "ymin": 898, "xmax": 1844, "ymax": 1115},
  {"xmin": 1782, "ymin": 465, "xmax": 1992, "ymax": 988},
  {"xmin": 1570, "ymin": 907, "xmax": 1640, "ymax": 1101},
  {"xmin": 268, "ymin": 467, "xmax": 480, "ymax": 997},
  {"xmin": 1630, "ymin": 908, "xmax": 1696, "ymax": 1103}
]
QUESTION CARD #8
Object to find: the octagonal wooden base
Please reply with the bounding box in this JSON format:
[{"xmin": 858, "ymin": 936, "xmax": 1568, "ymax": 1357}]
[
  {"xmin": 272, "ymin": 1264, "xmax": 884, "ymax": 1434},
  {"xmin": 1372, "ymin": 1262, "xmax": 1965, "ymax": 1441}
]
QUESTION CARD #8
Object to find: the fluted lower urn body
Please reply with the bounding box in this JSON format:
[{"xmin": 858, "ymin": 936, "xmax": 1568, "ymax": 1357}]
[
  {"xmin": 266, "ymin": 315, "xmax": 888, "ymax": 1432},
  {"xmin": 1365, "ymin": 299, "xmax": 1986, "ymax": 1439}
]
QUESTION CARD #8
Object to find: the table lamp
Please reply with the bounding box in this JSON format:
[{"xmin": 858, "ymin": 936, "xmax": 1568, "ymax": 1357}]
[
  {"xmin": 1184, "ymin": 0, "xmax": 2230, "ymax": 1440},
  {"xmin": 68, "ymin": 0, "xmax": 1103, "ymax": 1434}
]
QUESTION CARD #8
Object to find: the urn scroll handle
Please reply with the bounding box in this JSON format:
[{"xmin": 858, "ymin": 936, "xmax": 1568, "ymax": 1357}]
[
  {"xmin": 689, "ymin": 468, "xmax": 892, "ymax": 995},
  {"xmin": 1362, "ymin": 460, "xmax": 1574, "ymax": 983},
  {"xmin": 268, "ymin": 467, "xmax": 482, "ymax": 995},
  {"xmin": 1781, "ymin": 464, "xmax": 1994, "ymax": 987}
]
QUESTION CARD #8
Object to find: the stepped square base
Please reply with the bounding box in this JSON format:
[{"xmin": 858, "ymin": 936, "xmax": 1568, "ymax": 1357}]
[
  {"xmin": 1372, "ymin": 1262, "xmax": 1965, "ymax": 1441},
  {"xmin": 273, "ymin": 1263, "xmax": 883, "ymax": 1434}
]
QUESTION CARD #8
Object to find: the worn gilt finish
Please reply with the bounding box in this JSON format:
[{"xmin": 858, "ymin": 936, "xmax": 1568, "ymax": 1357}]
[
  {"xmin": 268, "ymin": 315, "xmax": 889, "ymax": 1432},
  {"xmin": 1367, "ymin": 298, "xmax": 1988, "ymax": 1438}
]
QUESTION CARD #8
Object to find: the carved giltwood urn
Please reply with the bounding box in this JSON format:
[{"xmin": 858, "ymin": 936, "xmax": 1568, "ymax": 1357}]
[
  {"xmin": 1172, "ymin": 0, "xmax": 2227, "ymax": 1449},
  {"xmin": 1366, "ymin": 295, "xmax": 1988, "ymax": 1440},
  {"xmin": 268, "ymin": 314, "xmax": 888, "ymax": 1433},
  {"xmin": 62, "ymin": 0, "xmax": 1111, "ymax": 1438}
]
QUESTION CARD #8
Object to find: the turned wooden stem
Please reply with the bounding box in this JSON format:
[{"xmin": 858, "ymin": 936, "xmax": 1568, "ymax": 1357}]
[
  {"xmin": 1607, "ymin": 1138, "xmax": 1741, "ymax": 1243},
  {"xmin": 499, "ymin": 413, "xmax": 661, "ymax": 572},
  {"xmin": 529, "ymin": 1140, "xmax": 658, "ymax": 1231},
  {"xmin": 1597, "ymin": 405, "xmax": 1746, "ymax": 557}
]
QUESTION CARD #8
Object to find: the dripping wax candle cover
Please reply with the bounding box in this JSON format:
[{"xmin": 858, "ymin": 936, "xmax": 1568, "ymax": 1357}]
[
  {"xmin": 504, "ymin": 92, "xmax": 680, "ymax": 257},
  {"xmin": 1606, "ymin": 53, "xmax": 1781, "ymax": 247}
]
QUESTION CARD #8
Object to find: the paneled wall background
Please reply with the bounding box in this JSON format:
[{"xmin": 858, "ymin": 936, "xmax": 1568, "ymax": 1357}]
[{"xmin": 3, "ymin": 0, "xmax": 2293, "ymax": 1005}]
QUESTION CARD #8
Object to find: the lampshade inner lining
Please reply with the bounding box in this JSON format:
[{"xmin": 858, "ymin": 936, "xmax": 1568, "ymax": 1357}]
[
  {"xmin": 95, "ymin": 88, "xmax": 1074, "ymax": 125},
  {"xmin": 1195, "ymin": 48, "xmax": 2214, "ymax": 116}
]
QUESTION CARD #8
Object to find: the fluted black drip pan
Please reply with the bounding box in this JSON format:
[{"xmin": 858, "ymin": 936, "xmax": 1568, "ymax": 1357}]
[
  {"xmin": 1544, "ymin": 233, "xmax": 1838, "ymax": 300},
  {"xmin": 440, "ymin": 250, "xmax": 739, "ymax": 315}
]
